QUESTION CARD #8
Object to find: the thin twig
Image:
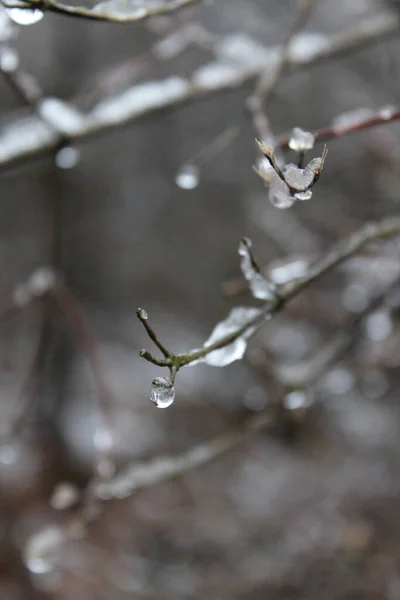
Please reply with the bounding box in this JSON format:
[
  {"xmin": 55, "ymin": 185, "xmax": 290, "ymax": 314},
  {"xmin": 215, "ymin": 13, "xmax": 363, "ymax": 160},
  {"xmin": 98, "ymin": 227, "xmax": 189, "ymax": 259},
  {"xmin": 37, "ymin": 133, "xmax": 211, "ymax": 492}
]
[
  {"xmin": 277, "ymin": 106, "xmax": 400, "ymax": 149},
  {"xmin": 2, "ymin": 0, "xmax": 199, "ymax": 23},
  {"xmin": 0, "ymin": 13, "xmax": 397, "ymax": 172},
  {"xmin": 139, "ymin": 216, "xmax": 400, "ymax": 370},
  {"xmin": 248, "ymin": 0, "xmax": 315, "ymax": 141}
]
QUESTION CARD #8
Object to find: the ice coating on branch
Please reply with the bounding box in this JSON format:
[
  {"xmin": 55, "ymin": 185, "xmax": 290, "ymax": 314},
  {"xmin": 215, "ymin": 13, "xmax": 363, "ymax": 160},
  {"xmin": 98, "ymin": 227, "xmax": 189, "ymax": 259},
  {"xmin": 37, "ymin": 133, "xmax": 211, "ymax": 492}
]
[
  {"xmin": 268, "ymin": 175, "xmax": 294, "ymax": 209},
  {"xmin": 23, "ymin": 527, "xmax": 65, "ymax": 574},
  {"xmin": 0, "ymin": 6, "xmax": 15, "ymax": 41},
  {"xmin": 216, "ymin": 34, "xmax": 278, "ymax": 69},
  {"xmin": 269, "ymin": 258, "xmax": 308, "ymax": 285},
  {"xmin": 6, "ymin": 2, "xmax": 44, "ymax": 26},
  {"xmin": 288, "ymin": 127, "xmax": 315, "ymax": 152},
  {"xmin": 238, "ymin": 238, "xmax": 276, "ymax": 301},
  {"xmin": 199, "ymin": 306, "xmax": 264, "ymax": 367},
  {"xmin": 38, "ymin": 98, "xmax": 85, "ymax": 136},
  {"xmin": 288, "ymin": 33, "xmax": 327, "ymax": 62},
  {"xmin": 192, "ymin": 62, "xmax": 243, "ymax": 91},
  {"xmin": 92, "ymin": 0, "xmax": 148, "ymax": 18},
  {"xmin": 175, "ymin": 164, "xmax": 200, "ymax": 189},
  {"xmin": 150, "ymin": 377, "xmax": 175, "ymax": 408},
  {"xmin": 332, "ymin": 107, "xmax": 375, "ymax": 133}
]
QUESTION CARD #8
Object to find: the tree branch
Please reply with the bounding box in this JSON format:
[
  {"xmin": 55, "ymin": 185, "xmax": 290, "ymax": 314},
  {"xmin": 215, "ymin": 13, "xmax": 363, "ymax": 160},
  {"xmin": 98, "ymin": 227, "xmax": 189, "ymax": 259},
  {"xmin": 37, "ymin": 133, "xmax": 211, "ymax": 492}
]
[
  {"xmin": 0, "ymin": 12, "xmax": 397, "ymax": 172},
  {"xmin": 2, "ymin": 0, "xmax": 199, "ymax": 23}
]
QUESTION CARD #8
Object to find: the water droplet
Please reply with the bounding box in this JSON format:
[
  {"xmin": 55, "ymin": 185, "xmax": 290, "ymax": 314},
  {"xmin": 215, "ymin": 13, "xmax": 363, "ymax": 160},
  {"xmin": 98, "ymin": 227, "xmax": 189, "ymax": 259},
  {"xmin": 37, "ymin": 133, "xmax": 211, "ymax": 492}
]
[
  {"xmin": 23, "ymin": 527, "xmax": 64, "ymax": 574},
  {"xmin": 175, "ymin": 164, "xmax": 200, "ymax": 190},
  {"xmin": 288, "ymin": 127, "xmax": 315, "ymax": 152},
  {"xmin": 284, "ymin": 390, "xmax": 308, "ymax": 410},
  {"xmin": 55, "ymin": 146, "xmax": 80, "ymax": 169},
  {"xmin": 295, "ymin": 189, "xmax": 313, "ymax": 201},
  {"xmin": 6, "ymin": 3, "xmax": 44, "ymax": 26},
  {"xmin": 50, "ymin": 482, "xmax": 80, "ymax": 510},
  {"xmin": 0, "ymin": 442, "xmax": 17, "ymax": 465},
  {"xmin": 365, "ymin": 310, "xmax": 392, "ymax": 342},
  {"xmin": 0, "ymin": 45, "xmax": 19, "ymax": 72},
  {"xmin": 150, "ymin": 376, "xmax": 175, "ymax": 408}
]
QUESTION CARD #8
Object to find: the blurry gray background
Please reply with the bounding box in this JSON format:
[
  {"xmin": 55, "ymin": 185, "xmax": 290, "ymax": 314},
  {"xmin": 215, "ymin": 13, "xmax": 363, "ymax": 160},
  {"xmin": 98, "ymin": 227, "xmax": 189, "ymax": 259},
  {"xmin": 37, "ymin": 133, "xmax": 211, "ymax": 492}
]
[{"xmin": 1, "ymin": 0, "xmax": 400, "ymax": 598}]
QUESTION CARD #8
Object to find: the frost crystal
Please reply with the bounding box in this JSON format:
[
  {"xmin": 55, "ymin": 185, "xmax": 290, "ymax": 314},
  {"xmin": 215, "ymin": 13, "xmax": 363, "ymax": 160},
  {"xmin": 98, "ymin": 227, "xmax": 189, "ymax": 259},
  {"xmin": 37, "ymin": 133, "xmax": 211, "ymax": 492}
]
[
  {"xmin": 268, "ymin": 175, "xmax": 294, "ymax": 209},
  {"xmin": 288, "ymin": 127, "xmax": 315, "ymax": 152},
  {"xmin": 238, "ymin": 238, "xmax": 276, "ymax": 301},
  {"xmin": 175, "ymin": 164, "xmax": 200, "ymax": 190},
  {"xmin": 150, "ymin": 377, "xmax": 175, "ymax": 408},
  {"xmin": 6, "ymin": 2, "xmax": 44, "ymax": 26},
  {"xmin": 200, "ymin": 306, "xmax": 264, "ymax": 367},
  {"xmin": 23, "ymin": 527, "xmax": 65, "ymax": 574}
]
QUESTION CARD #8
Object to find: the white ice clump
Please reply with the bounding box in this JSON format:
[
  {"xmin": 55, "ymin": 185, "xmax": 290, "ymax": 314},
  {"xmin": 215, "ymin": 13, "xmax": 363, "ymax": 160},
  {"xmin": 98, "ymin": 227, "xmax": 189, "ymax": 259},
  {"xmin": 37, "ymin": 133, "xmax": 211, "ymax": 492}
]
[
  {"xmin": 92, "ymin": 77, "xmax": 190, "ymax": 125},
  {"xmin": 269, "ymin": 259, "xmax": 308, "ymax": 285},
  {"xmin": 192, "ymin": 62, "xmax": 243, "ymax": 91},
  {"xmin": 283, "ymin": 390, "xmax": 309, "ymax": 410},
  {"xmin": 365, "ymin": 310, "xmax": 392, "ymax": 342},
  {"xmin": 288, "ymin": 33, "xmax": 327, "ymax": 62},
  {"xmin": 92, "ymin": 1, "xmax": 147, "ymax": 19},
  {"xmin": 175, "ymin": 163, "xmax": 200, "ymax": 190},
  {"xmin": 150, "ymin": 377, "xmax": 175, "ymax": 408},
  {"xmin": 199, "ymin": 306, "xmax": 264, "ymax": 367},
  {"xmin": 216, "ymin": 34, "xmax": 278, "ymax": 69},
  {"xmin": 0, "ymin": 46, "xmax": 19, "ymax": 72},
  {"xmin": 288, "ymin": 127, "xmax": 315, "ymax": 152},
  {"xmin": 38, "ymin": 98, "xmax": 85, "ymax": 136},
  {"xmin": 254, "ymin": 156, "xmax": 276, "ymax": 184},
  {"xmin": 153, "ymin": 31, "xmax": 189, "ymax": 60},
  {"xmin": 238, "ymin": 238, "xmax": 276, "ymax": 301},
  {"xmin": 93, "ymin": 425, "xmax": 114, "ymax": 453},
  {"xmin": 268, "ymin": 175, "xmax": 294, "ymax": 209},
  {"xmin": 23, "ymin": 527, "xmax": 65, "ymax": 574},
  {"xmin": 0, "ymin": 6, "xmax": 15, "ymax": 41},
  {"xmin": 50, "ymin": 482, "xmax": 80, "ymax": 510},
  {"xmin": 6, "ymin": 2, "xmax": 44, "ymax": 26}
]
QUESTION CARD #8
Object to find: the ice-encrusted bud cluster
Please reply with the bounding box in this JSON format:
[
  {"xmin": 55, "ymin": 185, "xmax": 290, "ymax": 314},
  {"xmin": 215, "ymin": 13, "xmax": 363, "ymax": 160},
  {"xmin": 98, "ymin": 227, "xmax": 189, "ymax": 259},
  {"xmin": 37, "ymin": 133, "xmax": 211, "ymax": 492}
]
[{"xmin": 254, "ymin": 129, "xmax": 327, "ymax": 209}]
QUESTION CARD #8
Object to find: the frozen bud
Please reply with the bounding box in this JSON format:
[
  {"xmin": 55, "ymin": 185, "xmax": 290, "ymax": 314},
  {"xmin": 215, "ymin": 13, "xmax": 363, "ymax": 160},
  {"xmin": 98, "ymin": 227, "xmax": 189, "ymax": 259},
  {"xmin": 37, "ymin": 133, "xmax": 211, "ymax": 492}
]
[
  {"xmin": 50, "ymin": 482, "xmax": 80, "ymax": 510},
  {"xmin": 256, "ymin": 139, "xmax": 274, "ymax": 158},
  {"xmin": 150, "ymin": 377, "xmax": 175, "ymax": 408},
  {"xmin": 288, "ymin": 127, "xmax": 315, "ymax": 152},
  {"xmin": 137, "ymin": 308, "xmax": 148, "ymax": 320},
  {"xmin": 23, "ymin": 527, "xmax": 65, "ymax": 574}
]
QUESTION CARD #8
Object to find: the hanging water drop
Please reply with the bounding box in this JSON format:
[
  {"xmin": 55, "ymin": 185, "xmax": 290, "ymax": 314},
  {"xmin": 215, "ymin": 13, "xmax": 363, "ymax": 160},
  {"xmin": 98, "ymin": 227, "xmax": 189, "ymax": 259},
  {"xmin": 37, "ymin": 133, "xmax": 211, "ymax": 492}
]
[
  {"xmin": 150, "ymin": 376, "xmax": 175, "ymax": 408},
  {"xmin": 55, "ymin": 146, "xmax": 80, "ymax": 170},
  {"xmin": 175, "ymin": 164, "xmax": 200, "ymax": 190},
  {"xmin": 6, "ymin": 2, "xmax": 44, "ymax": 26}
]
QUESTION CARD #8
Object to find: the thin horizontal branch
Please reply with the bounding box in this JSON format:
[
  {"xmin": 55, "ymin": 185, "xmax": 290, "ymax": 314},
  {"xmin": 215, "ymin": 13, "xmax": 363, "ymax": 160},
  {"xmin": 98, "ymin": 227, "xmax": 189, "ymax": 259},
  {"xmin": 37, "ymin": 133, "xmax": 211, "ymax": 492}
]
[
  {"xmin": 2, "ymin": 0, "xmax": 199, "ymax": 23},
  {"xmin": 175, "ymin": 216, "xmax": 400, "ymax": 367},
  {"xmin": 0, "ymin": 12, "xmax": 397, "ymax": 171},
  {"xmin": 277, "ymin": 105, "xmax": 400, "ymax": 149}
]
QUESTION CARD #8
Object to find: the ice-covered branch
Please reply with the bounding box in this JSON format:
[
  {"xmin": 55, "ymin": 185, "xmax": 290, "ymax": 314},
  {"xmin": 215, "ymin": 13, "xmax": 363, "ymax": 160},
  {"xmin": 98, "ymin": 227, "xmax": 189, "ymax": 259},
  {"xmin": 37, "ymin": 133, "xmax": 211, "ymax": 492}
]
[
  {"xmin": 276, "ymin": 105, "xmax": 400, "ymax": 149},
  {"xmin": 138, "ymin": 216, "xmax": 400, "ymax": 400},
  {"xmin": 2, "ymin": 0, "xmax": 199, "ymax": 24},
  {"xmin": 0, "ymin": 13, "xmax": 397, "ymax": 171}
]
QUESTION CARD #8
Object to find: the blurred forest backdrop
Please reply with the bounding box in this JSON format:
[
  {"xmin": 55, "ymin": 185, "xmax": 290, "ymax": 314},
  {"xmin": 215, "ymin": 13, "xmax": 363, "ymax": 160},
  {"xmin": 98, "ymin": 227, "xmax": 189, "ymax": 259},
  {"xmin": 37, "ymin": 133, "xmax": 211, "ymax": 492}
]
[{"xmin": 1, "ymin": 0, "xmax": 400, "ymax": 598}]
